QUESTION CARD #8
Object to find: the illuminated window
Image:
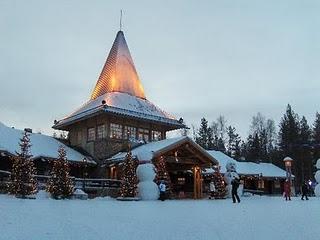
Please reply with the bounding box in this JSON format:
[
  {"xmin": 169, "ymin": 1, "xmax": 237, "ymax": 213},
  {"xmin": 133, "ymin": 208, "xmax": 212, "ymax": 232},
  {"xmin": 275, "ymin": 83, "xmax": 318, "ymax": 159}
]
[
  {"xmin": 152, "ymin": 130, "xmax": 162, "ymax": 141},
  {"xmin": 258, "ymin": 179, "xmax": 264, "ymax": 189},
  {"xmin": 110, "ymin": 123, "xmax": 123, "ymax": 139},
  {"xmin": 124, "ymin": 126, "xmax": 136, "ymax": 140},
  {"xmin": 138, "ymin": 128, "xmax": 149, "ymax": 142},
  {"xmin": 97, "ymin": 124, "xmax": 106, "ymax": 139},
  {"xmin": 87, "ymin": 127, "xmax": 95, "ymax": 141}
]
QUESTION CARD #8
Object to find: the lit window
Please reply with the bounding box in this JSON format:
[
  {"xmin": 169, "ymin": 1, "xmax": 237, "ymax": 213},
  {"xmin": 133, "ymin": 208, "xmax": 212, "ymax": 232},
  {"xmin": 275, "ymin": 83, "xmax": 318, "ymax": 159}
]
[
  {"xmin": 138, "ymin": 128, "xmax": 149, "ymax": 142},
  {"xmin": 87, "ymin": 127, "xmax": 95, "ymax": 141},
  {"xmin": 152, "ymin": 130, "xmax": 162, "ymax": 141},
  {"xmin": 97, "ymin": 124, "xmax": 106, "ymax": 139},
  {"xmin": 110, "ymin": 123, "xmax": 123, "ymax": 139},
  {"xmin": 124, "ymin": 126, "xmax": 136, "ymax": 140}
]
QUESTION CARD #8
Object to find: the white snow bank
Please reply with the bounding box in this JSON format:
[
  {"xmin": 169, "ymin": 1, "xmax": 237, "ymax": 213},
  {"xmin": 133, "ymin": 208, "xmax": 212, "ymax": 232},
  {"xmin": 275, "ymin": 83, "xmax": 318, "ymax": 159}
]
[{"xmin": 0, "ymin": 194, "xmax": 319, "ymax": 240}]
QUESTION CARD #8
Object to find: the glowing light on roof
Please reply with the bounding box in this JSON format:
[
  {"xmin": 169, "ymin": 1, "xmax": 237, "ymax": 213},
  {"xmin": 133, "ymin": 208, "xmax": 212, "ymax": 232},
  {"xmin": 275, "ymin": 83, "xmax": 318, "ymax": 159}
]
[{"xmin": 90, "ymin": 31, "xmax": 146, "ymax": 100}]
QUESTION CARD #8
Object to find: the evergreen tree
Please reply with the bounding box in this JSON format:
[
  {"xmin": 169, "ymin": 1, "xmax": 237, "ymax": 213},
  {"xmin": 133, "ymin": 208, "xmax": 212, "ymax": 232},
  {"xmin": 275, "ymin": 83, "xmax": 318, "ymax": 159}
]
[
  {"xmin": 278, "ymin": 104, "xmax": 301, "ymax": 186},
  {"xmin": 211, "ymin": 167, "xmax": 226, "ymax": 199},
  {"xmin": 195, "ymin": 118, "xmax": 209, "ymax": 149},
  {"xmin": 313, "ymin": 112, "xmax": 320, "ymax": 160},
  {"xmin": 9, "ymin": 131, "xmax": 37, "ymax": 198},
  {"xmin": 246, "ymin": 134, "xmax": 261, "ymax": 162},
  {"xmin": 299, "ymin": 116, "xmax": 312, "ymax": 182},
  {"xmin": 46, "ymin": 146, "xmax": 74, "ymax": 199},
  {"xmin": 119, "ymin": 149, "xmax": 138, "ymax": 198},
  {"xmin": 226, "ymin": 126, "xmax": 241, "ymax": 159},
  {"xmin": 155, "ymin": 156, "xmax": 172, "ymax": 197}
]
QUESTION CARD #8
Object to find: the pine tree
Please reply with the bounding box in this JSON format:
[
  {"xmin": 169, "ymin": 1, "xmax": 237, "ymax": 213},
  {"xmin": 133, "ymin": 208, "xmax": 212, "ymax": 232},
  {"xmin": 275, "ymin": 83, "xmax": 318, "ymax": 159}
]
[
  {"xmin": 155, "ymin": 156, "xmax": 172, "ymax": 197},
  {"xmin": 278, "ymin": 104, "xmax": 301, "ymax": 186},
  {"xmin": 9, "ymin": 131, "xmax": 37, "ymax": 198},
  {"xmin": 299, "ymin": 116, "xmax": 312, "ymax": 182},
  {"xmin": 226, "ymin": 126, "xmax": 241, "ymax": 159},
  {"xmin": 195, "ymin": 118, "xmax": 209, "ymax": 149},
  {"xmin": 313, "ymin": 112, "xmax": 320, "ymax": 160},
  {"xmin": 46, "ymin": 146, "xmax": 74, "ymax": 199},
  {"xmin": 212, "ymin": 167, "xmax": 226, "ymax": 199},
  {"xmin": 119, "ymin": 149, "xmax": 138, "ymax": 198}
]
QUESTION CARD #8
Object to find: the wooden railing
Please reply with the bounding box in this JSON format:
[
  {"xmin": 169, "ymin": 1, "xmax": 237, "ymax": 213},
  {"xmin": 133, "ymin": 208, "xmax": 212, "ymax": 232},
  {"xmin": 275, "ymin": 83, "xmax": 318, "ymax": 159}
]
[{"xmin": 0, "ymin": 170, "xmax": 122, "ymax": 191}]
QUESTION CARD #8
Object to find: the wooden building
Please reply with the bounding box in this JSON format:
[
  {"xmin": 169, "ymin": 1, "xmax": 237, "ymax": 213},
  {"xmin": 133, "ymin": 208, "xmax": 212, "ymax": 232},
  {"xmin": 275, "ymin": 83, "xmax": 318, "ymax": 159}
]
[{"xmin": 53, "ymin": 30, "xmax": 184, "ymax": 169}]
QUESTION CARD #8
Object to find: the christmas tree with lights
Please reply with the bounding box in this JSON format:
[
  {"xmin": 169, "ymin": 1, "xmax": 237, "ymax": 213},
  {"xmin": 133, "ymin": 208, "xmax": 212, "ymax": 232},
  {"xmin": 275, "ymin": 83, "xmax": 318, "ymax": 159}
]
[
  {"xmin": 212, "ymin": 166, "xmax": 226, "ymax": 199},
  {"xmin": 155, "ymin": 156, "xmax": 172, "ymax": 197},
  {"xmin": 46, "ymin": 146, "xmax": 74, "ymax": 199},
  {"xmin": 9, "ymin": 131, "xmax": 37, "ymax": 198},
  {"xmin": 119, "ymin": 149, "xmax": 138, "ymax": 198}
]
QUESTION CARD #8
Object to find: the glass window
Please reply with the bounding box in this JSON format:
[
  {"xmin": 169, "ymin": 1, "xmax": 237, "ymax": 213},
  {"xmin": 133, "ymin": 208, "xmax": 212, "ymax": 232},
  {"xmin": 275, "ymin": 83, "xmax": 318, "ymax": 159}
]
[
  {"xmin": 138, "ymin": 128, "xmax": 149, "ymax": 142},
  {"xmin": 87, "ymin": 127, "xmax": 95, "ymax": 141},
  {"xmin": 152, "ymin": 130, "xmax": 162, "ymax": 141},
  {"xmin": 124, "ymin": 126, "xmax": 136, "ymax": 140},
  {"xmin": 110, "ymin": 123, "xmax": 123, "ymax": 139},
  {"xmin": 97, "ymin": 124, "xmax": 106, "ymax": 139}
]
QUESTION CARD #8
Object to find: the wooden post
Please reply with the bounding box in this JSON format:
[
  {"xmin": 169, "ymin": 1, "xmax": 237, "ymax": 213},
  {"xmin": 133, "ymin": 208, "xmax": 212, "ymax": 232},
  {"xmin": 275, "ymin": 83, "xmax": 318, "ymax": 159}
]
[{"xmin": 193, "ymin": 166, "xmax": 202, "ymax": 199}]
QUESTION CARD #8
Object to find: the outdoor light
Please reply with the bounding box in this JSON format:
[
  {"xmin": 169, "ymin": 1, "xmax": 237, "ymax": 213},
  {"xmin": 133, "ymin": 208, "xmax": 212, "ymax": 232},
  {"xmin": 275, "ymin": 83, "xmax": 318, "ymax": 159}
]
[{"xmin": 283, "ymin": 156, "xmax": 293, "ymax": 167}]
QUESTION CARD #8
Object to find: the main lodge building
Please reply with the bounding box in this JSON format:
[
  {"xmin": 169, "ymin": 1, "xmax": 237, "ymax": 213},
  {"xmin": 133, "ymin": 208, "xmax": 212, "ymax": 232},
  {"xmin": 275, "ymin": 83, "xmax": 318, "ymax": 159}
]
[{"xmin": 0, "ymin": 29, "xmax": 289, "ymax": 199}]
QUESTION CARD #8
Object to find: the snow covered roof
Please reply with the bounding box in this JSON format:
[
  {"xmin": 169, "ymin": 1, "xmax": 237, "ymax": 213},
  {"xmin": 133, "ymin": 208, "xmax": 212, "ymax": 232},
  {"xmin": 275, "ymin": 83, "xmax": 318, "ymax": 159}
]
[
  {"xmin": 0, "ymin": 121, "xmax": 95, "ymax": 164},
  {"xmin": 107, "ymin": 136, "xmax": 218, "ymax": 166},
  {"xmin": 91, "ymin": 31, "xmax": 146, "ymax": 100},
  {"xmin": 54, "ymin": 92, "xmax": 183, "ymax": 129},
  {"xmin": 205, "ymin": 150, "xmax": 290, "ymax": 178},
  {"xmin": 54, "ymin": 30, "xmax": 184, "ymax": 130}
]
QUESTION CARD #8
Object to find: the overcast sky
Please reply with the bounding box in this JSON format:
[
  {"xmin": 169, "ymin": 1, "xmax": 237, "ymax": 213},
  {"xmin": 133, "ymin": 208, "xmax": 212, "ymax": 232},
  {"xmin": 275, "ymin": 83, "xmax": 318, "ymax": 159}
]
[{"xmin": 1, "ymin": 0, "xmax": 319, "ymax": 138}]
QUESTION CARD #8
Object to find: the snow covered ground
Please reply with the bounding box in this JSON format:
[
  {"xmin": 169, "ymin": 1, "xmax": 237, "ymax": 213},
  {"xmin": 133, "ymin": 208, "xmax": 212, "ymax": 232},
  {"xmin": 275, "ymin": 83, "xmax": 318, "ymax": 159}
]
[{"xmin": 0, "ymin": 193, "xmax": 319, "ymax": 240}]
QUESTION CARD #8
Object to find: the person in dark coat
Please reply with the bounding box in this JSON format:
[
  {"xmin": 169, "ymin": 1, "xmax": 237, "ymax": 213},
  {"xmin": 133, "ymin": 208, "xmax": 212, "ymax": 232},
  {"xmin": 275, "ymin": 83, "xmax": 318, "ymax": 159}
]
[
  {"xmin": 301, "ymin": 181, "xmax": 309, "ymax": 200},
  {"xmin": 159, "ymin": 180, "xmax": 166, "ymax": 201},
  {"xmin": 231, "ymin": 177, "xmax": 241, "ymax": 203}
]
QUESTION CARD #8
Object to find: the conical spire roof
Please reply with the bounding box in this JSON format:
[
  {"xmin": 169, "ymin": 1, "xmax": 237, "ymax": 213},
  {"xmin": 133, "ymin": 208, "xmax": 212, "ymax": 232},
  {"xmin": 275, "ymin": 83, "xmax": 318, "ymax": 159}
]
[{"xmin": 90, "ymin": 31, "xmax": 146, "ymax": 100}]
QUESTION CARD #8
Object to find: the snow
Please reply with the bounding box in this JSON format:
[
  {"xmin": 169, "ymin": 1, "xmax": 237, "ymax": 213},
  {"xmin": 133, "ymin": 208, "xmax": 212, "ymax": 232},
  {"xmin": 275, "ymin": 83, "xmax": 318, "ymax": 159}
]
[
  {"xmin": 0, "ymin": 121, "xmax": 94, "ymax": 163},
  {"xmin": 137, "ymin": 163, "xmax": 159, "ymax": 200},
  {"xmin": 0, "ymin": 194, "xmax": 319, "ymax": 240},
  {"xmin": 55, "ymin": 92, "xmax": 182, "ymax": 128},
  {"xmin": 109, "ymin": 136, "xmax": 188, "ymax": 162},
  {"xmin": 108, "ymin": 136, "xmax": 217, "ymax": 167},
  {"xmin": 207, "ymin": 150, "xmax": 288, "ymax": 179},
  {"xmin": 315, "ymin": 160, "xmax": 320, "ymax": 197}
]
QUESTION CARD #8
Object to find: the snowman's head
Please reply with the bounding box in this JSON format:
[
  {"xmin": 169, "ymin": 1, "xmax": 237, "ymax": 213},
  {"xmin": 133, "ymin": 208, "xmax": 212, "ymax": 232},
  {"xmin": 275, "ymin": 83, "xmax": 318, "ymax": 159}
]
[{"xmin": 226, "ymin": 161, "xmax": 237, "ymax": 172}]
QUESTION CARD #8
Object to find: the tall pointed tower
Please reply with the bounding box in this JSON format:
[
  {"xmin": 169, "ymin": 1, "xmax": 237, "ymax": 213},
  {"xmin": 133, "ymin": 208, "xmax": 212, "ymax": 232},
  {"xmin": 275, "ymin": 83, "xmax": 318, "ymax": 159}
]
[{"xmin": 53, "ymin": 30, "xmax": 184, "ymax": 162}]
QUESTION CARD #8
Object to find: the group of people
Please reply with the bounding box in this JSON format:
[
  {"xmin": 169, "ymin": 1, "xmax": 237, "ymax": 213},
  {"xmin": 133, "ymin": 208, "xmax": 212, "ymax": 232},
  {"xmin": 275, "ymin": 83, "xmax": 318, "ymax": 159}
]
[
  {"xmin": 283, "ymin": 179, "xmax": 310, "ymax": 201},
  {"xmin": 159, "ymin": 177, "xmax": 311, "ymax": 202}
]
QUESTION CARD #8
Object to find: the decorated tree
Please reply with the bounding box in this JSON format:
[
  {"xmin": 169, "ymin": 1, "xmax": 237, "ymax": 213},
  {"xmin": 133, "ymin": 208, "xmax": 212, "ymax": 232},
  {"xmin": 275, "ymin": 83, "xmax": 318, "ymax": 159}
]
[
  {"xmin": 155, "ymin": 156, "xmax": 172, "ymax": 196},
  {"xmin": 119, "ymin": 149, "xmax": 138, "ymax": 198},
  {"xmin": 9, "ymin": 131, "xmax": 37, "ymax": 198},
  {"xmin": 212, "ymin": 166, "xmax": 226, "ymax": 199},
  {"xmin": 46, "ymin": 146, "xmax": 74, "ymax": 199}
]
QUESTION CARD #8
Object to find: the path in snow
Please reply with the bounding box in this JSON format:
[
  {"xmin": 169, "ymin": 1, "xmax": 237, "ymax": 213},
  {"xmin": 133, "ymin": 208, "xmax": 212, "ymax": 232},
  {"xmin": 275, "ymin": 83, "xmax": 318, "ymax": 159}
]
[{"xmin": 0, "ymin": 194, "xmax": 319, "ymax": 240}]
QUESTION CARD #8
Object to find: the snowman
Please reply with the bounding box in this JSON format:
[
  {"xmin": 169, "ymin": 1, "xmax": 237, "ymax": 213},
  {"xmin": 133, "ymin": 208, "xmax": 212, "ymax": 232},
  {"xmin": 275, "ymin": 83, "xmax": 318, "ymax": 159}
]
[
  {"xmin": 136, "ymin": 163, "xmax": 160, "ymax": 200},
  {"xmin": 224, "ymin": 161, "xmax": 242, "ymax": 197},
  {"xmin": 315, "ymin": 159, "xmax": 320, "ymax": 197}
]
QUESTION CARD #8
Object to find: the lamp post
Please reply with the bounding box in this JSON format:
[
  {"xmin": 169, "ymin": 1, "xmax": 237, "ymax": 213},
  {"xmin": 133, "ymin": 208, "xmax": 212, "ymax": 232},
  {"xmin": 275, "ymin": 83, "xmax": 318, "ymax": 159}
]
[{"xmin": 283, "ymin": 156, "xmax": 294, "ymax": 194}]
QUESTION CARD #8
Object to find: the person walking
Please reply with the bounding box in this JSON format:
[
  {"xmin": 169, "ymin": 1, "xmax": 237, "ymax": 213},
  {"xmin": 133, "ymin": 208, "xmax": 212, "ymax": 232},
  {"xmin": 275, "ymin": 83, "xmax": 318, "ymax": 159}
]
[
  {"xmin": 159, "ymin": 180, "xmax": 166, "ymax": 201},
  {"xmin": 231, "ymin": 177, "xmax": 240, "ymax": 203},
  {"xmin": 301, "ymin": 181, "xmax": 309, "ymax": 200},
  {"xmin": 284, "ymin": 180, "xmax": 291, "ymax": 201}
]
